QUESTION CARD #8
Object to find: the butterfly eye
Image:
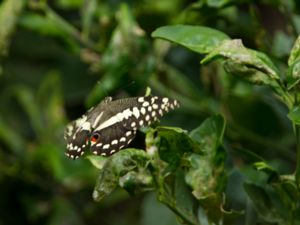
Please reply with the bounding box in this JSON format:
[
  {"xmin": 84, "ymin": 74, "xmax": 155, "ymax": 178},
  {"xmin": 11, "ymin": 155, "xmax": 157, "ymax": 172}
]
[{"xmin": 90, "ymin": 133, "xmax": 100, "ymax": 143}]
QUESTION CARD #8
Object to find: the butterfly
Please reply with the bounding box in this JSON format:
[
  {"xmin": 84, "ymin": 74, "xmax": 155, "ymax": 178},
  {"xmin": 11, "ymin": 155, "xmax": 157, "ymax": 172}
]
[{"xmin": 64, "ymin": 96, "xmax": 180, "ymax": 159}]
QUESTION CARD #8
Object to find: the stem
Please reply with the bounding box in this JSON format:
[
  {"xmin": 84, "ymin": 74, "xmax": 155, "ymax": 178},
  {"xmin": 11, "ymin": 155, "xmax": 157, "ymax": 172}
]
[
  {"xmin": 45, "ymin": 6, "xmax": 95, "ymax": 49},
  {"xmin": 159, "ymin": 194, "xmax": 200, "ymax": 225},
  {"xmin": 273, "ymin": 80, "xmax": 293, "ymax": 109},
  {"xmin": 33, "ymin": 2, "xmax": 96, "ymax": 50}
]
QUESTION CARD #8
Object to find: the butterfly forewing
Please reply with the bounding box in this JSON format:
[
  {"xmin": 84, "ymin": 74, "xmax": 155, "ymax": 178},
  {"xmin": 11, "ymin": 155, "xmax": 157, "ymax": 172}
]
[
  {"xmin": 64, "ymin": 96, "xmax": 180, "ymax": 159},
  {"xmin": 64, "ymin": 113, "xmax": 92, "ymax": 159}
]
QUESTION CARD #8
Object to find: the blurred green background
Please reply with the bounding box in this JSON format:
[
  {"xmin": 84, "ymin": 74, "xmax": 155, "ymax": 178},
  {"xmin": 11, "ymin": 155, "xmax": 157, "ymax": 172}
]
[{"xmin": 0, "ymin": 0, "xmax": 299, "ymax": 224}]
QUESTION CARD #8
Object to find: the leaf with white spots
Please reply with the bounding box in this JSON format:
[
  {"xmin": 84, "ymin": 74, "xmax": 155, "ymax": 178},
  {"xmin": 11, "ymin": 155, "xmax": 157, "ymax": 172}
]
[{"xmin": 92, "ymin": 148, "xmax": 151, "ymax": 201}]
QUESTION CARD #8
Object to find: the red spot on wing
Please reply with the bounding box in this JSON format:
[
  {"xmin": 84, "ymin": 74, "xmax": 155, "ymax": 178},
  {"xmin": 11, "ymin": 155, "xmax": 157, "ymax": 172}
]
[{"xmin": 90, "ymin": 133, "xmax": 100, "ymax": 143}]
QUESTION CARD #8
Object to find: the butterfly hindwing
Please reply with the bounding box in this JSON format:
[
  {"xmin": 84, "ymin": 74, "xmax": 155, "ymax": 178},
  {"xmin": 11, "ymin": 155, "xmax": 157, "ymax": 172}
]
[{"xmin": 90, "ymin": 124, "xmax": 136, "ymax": 156}]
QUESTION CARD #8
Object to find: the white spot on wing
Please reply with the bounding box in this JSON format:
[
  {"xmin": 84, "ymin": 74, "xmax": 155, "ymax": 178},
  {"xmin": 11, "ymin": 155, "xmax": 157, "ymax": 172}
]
[
  {"xmin": 162, "ymin": 98, "xmax": 169, "ymax": 103},
  {"xmin": 142, "ymin": 101, "xmax": 149, "ymax": 107},
  {"xmin": 132, "ymin": 107, "xmax": 140, "ymax": 118},
  {"xmin": 123, "ymin": 108, "xmax": 132, "ymax": 119},
  {"xmin": 103, "ymin": 144, "xmax": 110, "ymax": 149},
  {"xmin": 111, "ymin": 140, "xmax": 118, "ymax": 145},
  {"xmin": 141, "ymin": 107, "xmax": 146, "ymax": 115},
  {"xmin": 81, "ymin": 121, "xmax": 91, "ymax": 131}
]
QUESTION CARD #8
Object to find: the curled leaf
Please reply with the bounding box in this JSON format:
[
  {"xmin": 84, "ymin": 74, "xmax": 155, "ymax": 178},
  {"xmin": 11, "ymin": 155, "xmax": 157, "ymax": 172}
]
[{"xmin": 202, "ymin": 39, "xmax": 281, "ymax": 85}]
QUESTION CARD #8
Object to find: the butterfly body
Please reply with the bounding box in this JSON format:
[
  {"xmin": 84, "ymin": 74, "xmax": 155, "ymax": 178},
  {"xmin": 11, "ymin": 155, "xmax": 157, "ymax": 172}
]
[{"xmin": 64, "ymin": 96, "xmax": 180, "ymax": 159}]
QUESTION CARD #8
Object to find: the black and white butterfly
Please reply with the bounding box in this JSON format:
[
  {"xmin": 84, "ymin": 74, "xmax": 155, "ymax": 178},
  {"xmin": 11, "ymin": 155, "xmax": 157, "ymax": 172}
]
[{"xmin": 64, "ymin": 96, "xmax": 180, "ymax": 159}]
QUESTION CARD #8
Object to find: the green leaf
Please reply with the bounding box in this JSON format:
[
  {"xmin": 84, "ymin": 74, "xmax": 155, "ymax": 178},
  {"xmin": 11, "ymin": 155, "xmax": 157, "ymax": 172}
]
[
  {"xmin": 20, "ymin": 13, "xmax": 65, "ymax": 36},
  {"xmin": 37, "ymin": 71, "xmax": 66, "ymax": 137},
  {"xmin": 247, "ymin": 163, "xmax": 299, "ymax": 223},
  {"xmin": 202, "ymin": 39, "xmax": 281, "ymax": 86},
  {"xmin": 86, "ymin": 155, "xmax": 108, "ymax": 170},
  {"xmin": 288, "ymin": 106, "xmax": 300, "ymax": 125},
  {"xmin": 154, "ymin": 168, "xmax": 199, "ymax": 225},
  {"xmin": 86, "ymin": 4, "xmax": 152, "ymax": 106},
  {"xmin": 56, "ymin": 0, "xmax": 83, "ymax": 9},
  {"xmin": 118, "ymin": 169, "xmax": 153, "ymax": 195},
  {"xmin": 81, "ymin": 0, "xmax": 97, "ymax": 39},
  {"xmin": 286, "ymin": 59, "xmax": 300, "ymax": 91},
  {"xmin": 185, "ymin": 115, "xmax": 227, "ymax": 222},
  {"xmin": 93, "ymin": 149, "xmax": 151, "ymax": 202},
  {"xmin": 153, "ymin": 126, "xmax": 201, "ymax": 170},
  {"xmin": 190, "ymin": 114, "xmax": 225, "ymax": 157},
  {"xmin": 184, "ymin": 149, "xmax": 226, "ymax": 199},
  {"xmin": 152, "ymin": 25, "xmax": 230, "ymax": 54},
  {"xmin": 13, "ymin": 86, "xmax": 43, "ymax": 134},
  {"xmin": 207, "ymin": 0, "xmax": 235, "ymax": 8},
  {"xmin": 253, "ymin": 161, "xmax": 279, "ymax": 182},
  {"xmin": 288, "ymin": 36, "xmax": 300, "ymax": 66},
  {"xmin": 19, "ymin": 5, "xmax": 86, "ymax": 51},
  {"xmin": 244, "ymin": 183, "xmax": 282, "ymax": 223},
  {"xmin": 145, "ymin": 126, "xmax": 200, "ymax": 225},
  {"xmin": 0, "ymin": 0, "xmax": 26, "ymax": 56},
  {"xmin": 286, "ymin": 36, "xmax": 300, "ymax": 90},
  {"xmin": 0, "ymin": 117, "xmax": 25, "ymax": 154},
  {"xmin": 271, "ymin": 176, "xmax": 299, "ymax": 215}
]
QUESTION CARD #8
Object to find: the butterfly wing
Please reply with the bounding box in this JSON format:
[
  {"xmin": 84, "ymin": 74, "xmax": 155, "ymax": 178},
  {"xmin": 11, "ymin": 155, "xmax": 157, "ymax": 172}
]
[
  {"xmin": 64, "ymin": 113, "xmax": 92, "ymax": 159},
  {"xmin": 89, "ymin": 96, "xmax": 180, "ymax": 156},
  {"xmin": 65, "ymin": 96, "xmax": 180, "ymax": 159},
  {"xmin": 64, "ymin": 98, "xmax": 114, "ymax": 159},
  {"xmin": 90, "ymin": 124, "xmax": 136, "ymax": 156}
]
